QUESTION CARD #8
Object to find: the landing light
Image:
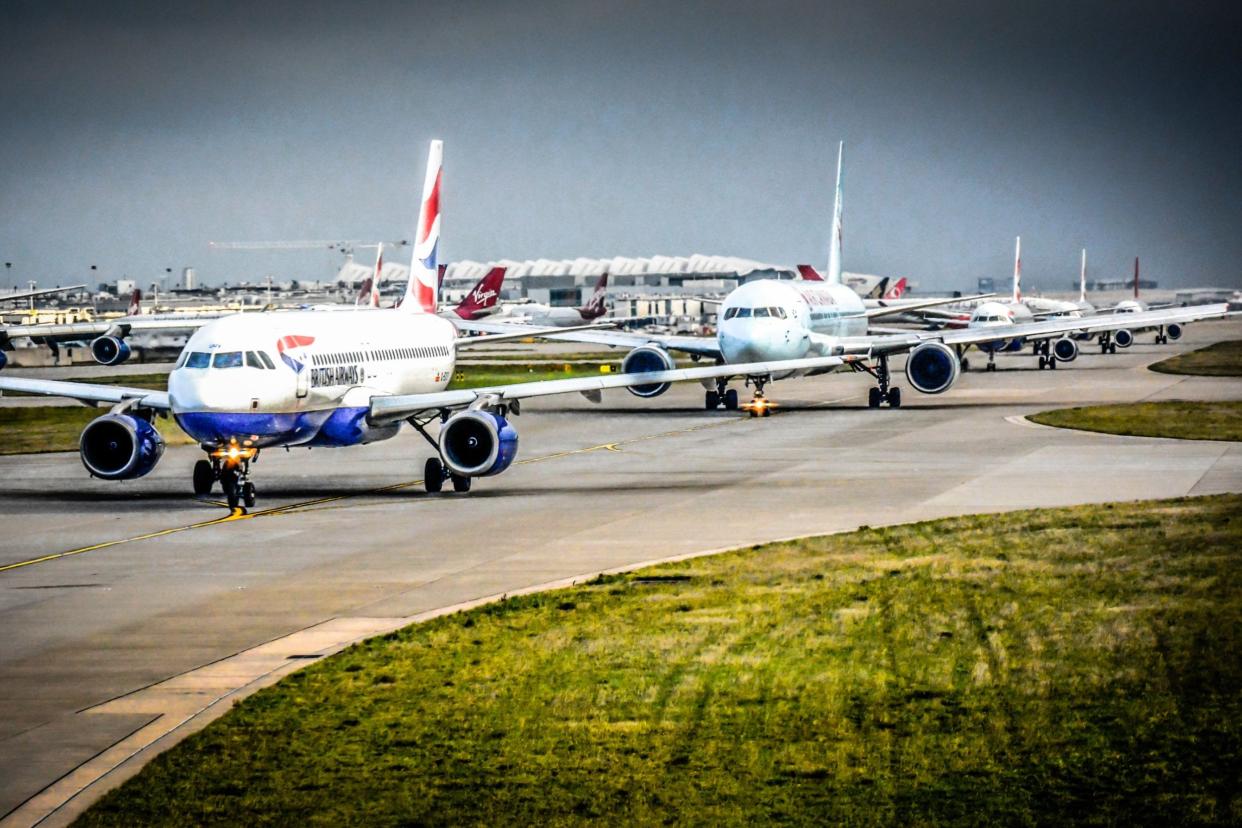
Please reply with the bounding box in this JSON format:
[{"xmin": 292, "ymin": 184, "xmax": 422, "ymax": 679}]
[
  {"xmin": 742, "ymin": 397, "xmax": 778, "ymax": 415},
  {"xmin": 210, "ymin": 445, "xmax": 257, "ymax": 461}
]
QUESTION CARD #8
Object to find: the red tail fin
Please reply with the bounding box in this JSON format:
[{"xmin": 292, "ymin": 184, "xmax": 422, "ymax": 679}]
[
  {"xmin": 796, "ymin": 264, "xmax": 825, "ymax": 282},
  {"xmin": 128, "ymin": 288, "xmax": 142, "ymax": 316},
  {"xmin": 453, "ymin": 267, "xmax": 506, "ymax": 320},
  {"xmin": 883, "ymin": 277, "xmax": 908, "ymax": 300},
  {"xmin": 437, "ymin": 263, "xmax": 447, "ymax": 291},
  {"xmin": 578, "ymin": 272, "xmax": 609, "ymax": 320}
]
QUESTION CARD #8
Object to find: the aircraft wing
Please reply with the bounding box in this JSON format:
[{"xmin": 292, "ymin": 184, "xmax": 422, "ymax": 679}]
[
  {"xmin": 453, "ymin": 321, "xmax": 621, "ymax": 347},
  {"xmin": 860, "ymin": 303, "xmax": 1232, "ymax": 354},
  {"xmin": 451, "ymin": 317, "xmax": 723, "ymax": 359},
  {"xmin": 864, "ymin": 293, "xmax": 993, "ymax": 319},
  {"xmin": 0, "ymin": 284, "xmax": 88, "ymax": 303},
  {"xmin": 0, "ymin": 376, "xmax": 171, "ymax": 410},
  {"xmin": 369, "ymin": 354, "xmax": 854, "ymax": 423},
  {"xmin": 1, "ymin": 316, "xmax": 219, "ymax": 342}
]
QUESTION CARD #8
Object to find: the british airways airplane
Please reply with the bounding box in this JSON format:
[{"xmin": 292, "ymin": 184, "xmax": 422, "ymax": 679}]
[{"xmin": 0, "ymin": 141, "xmax": 850, "ymax": 509}]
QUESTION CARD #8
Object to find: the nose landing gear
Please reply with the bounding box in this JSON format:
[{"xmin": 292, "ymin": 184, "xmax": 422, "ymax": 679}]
[
  {"xmin": 195, "ymin": 445, "xmax": 259, "ymax": 510},
  {"xmin": 742, "ymin": 377, "xmax": 774, "ymax": 417}
]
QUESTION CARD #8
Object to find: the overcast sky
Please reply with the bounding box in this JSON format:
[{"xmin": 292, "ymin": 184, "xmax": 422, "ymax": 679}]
[{"xmin": 2, "ymin": 0, "xmax": 1239, "ymax": 292}]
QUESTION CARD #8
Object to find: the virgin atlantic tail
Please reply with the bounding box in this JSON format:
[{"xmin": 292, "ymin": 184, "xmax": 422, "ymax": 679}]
[
  {"xmin": 578, "ymin": 272, "xmax": 609, "ymax": 320},
  {"xmin": 452, "ymin": 267, "xmax": 507, "ymax": 320},
  {"xmin": 127, "ymin": 288, "xmax": 142, "ymax": 316}
]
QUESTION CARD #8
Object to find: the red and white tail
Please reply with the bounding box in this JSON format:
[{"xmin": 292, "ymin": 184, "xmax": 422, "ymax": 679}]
[
  {"xmin": 403, "ymin": 140, "xmax": 442, "ymax": 314},
  {"xmin": 357, "ymin": 244, "xmax": 382, "ymax": 307},
  {"xmin": 883, "ymin": 277, "xmax": 908, "ymax": 300},
  {"xmin": 1133, "ymin": 257, "xmax": 1140, "ymax": 299},
  {"xmin": 127, "ymin": 288, "xmax": 142, "ymax": 316},
  {"xmin": 796, "ymin": 264, "xmax": 825, "ymax": 282},
  {"xmin": 453, "ymin": 267, "xmax": 506, "ymax": 320},
  {"xmin": 578, "ymin": 272, "xmax": 609, "ymax": 320}
]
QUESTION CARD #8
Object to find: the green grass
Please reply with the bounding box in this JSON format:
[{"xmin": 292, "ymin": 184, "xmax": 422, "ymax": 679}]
[
  {"xmin": 1029, "ymin": 400, "xmax": 1242, "ymax": 441},
  {"xmin": 1150, "ymin": 340, "xmax": 1242, "ymax": 376},
  {"xmin": 0, "ymin": 406, "xmax": 194, "ymax": 454},
  {"xmin": 448, "ymin": 361, "xmax": 617, "ymax": 389},
  {"xmin": 79, "ymin": 495, "xmax": 1242, "ymax": 826}
]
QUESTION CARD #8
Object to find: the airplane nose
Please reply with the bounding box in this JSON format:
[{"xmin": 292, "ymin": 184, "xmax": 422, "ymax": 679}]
[{"xmin": 720, "ymin": 321, "xmax": 783, "ymax": 364}]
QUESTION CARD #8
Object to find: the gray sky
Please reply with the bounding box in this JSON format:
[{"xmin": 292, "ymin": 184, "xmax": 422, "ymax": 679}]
[{"xmin": 2, "ymin": 0, "xmax": 1239, "ymax": 292}]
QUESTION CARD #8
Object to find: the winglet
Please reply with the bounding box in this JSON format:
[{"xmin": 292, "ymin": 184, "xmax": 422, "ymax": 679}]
[
  {"xmin": 796, "ymin": 264, "xmax": 824, "ymax": 282},
  {"xmin": 404, "ymin": 140, "xmax": 442, "ymax": 314}
]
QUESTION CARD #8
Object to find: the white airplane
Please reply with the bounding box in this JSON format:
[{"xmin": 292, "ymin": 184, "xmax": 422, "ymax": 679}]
[
  {"xmin": 0, "ymin": 140, "xmax": 853, "ymax": 508},
  {"xmin": 460, "ymin": 145, "xmax": 1232, "ymax": 408},
  {"xmin": 487, "ymin": 271, "xmax": 610, "ymax": 327}
]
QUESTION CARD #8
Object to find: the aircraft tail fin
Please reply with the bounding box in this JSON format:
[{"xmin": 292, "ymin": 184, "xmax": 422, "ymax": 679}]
[
  {"xmin": 453, "ymin": 267, "xmax": 506, "ymax": 320},
  {"xmin": 826, "ymin": 141, "xmax": 844, "ymax": 285},
  {"xmin": 403, "ymin": 140, "xmax": 442, "ymax": 314},
  {"xmin": 128, "ymin": 288, "xmax": 142, "ymax": 316},
  {"xmin": 1012, "ymin": 236, "xmax": 1022, "ymax": 303},
  {"xmin": 1133, "ymin": 257, "xmax": 1139, "ymax": 299},
  {"xmin": 1080, "ymin": 249, "xmax": 1087, "ymax": 303},
  {"xmin": 883, "ymin": 277, "xmax": 908, "ymax": 300},
  {"xmin": 578, "ymin": 272, "xmax": 609, "ymax": 319},
  {"xmin": 796, "ymin": 264, "xmax": 825, "ymax": 282},
  {"xmin": 357, "ymin": 244, "xmax": 382, "ymax": 307}
]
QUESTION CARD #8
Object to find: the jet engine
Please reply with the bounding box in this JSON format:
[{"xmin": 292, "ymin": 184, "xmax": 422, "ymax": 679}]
[
  {"xmin": 904, "ymin": 341, "xmax": 960, "ymax": 395},
  {"xmin": 1166, "ymin": 323, "xmax": 1183, "ymax": 341},
  {"xmin": 621, "ymin": 345, "xmax": 675, "ymax": 398},
  {"xmin": 91, "ymin": 335, "xmax": 132, "ymax": 366},
  {"xmin": 79, "ymin": 413, "xmax": 165, "ymax": 480},
  {"xmin": 1052, "ymin": 337, "xmax": 1079, "ymax": 363},
  {"xmin": 439, "ymin": 410, "xmax": 519, "ymax": 477},
  {"xmin": 1114, "ymin": 329, "xmax": 1134, "ymax": 348}
]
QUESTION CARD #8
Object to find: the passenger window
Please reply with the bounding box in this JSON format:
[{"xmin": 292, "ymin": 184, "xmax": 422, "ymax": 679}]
[
  {"xmin": 213, "ymin": 352, "xmax": 243, "ymax": 369},
  {"xmin": 753, "ymin": 307, "xmax": 771, "ymax": 318},
  {"xmin": 186, "ymin": 352, "xmax": 211, "ymax": 369}
]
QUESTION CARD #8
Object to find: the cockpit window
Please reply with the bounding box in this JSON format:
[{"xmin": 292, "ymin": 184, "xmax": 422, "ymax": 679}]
[
  {"xmin": 212, "ymin": 351, "xmax": 243, "ymax": 369},
  {"xmin": 245, "ymin": 351, "xmax": 264, "ymax": 369},
  {"xmin": 723, "ymin": 307, "xmax": 738, "ymax": 320},
  {"xmin": 753, "ymin": 307, "xmax": 771, "ymax": 318},
  {"xmin": 735, "ymin": 307, "xmax": 752, "ymax": 318},
  {"xmin": 258, "ymin": 351, "xmax": 276, "ymax": 370},
  {"xmin": 175, "ymin": 352, "xmax": 189, "ymax": 369},
  {"xmin": 185, "ymin": 352, "xmax": 211, "ymax": 369},
  {"xmin": 772, "ymin": 307, "xmax": 786, "ymax": 319}
]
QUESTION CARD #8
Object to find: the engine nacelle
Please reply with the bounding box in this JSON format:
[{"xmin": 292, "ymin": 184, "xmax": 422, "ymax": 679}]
[
  {"xmin": 439, "ymin": 410, "xmax": 518, "ymax": 477},
  {"xmin": 621, "ymin": 345, "xmax": 675, "ymax": 398},
  {"xmin": 91, "ymin": 335, "xmax": 132, "ymax": 366},
  {"xmin": 904, "ymin": 341, "xmax": 960, "ymax": 395},
  {"xmin": 79, "ymin": 413, "xmax": 165, "ymax": 480},
  {"xmin": 1166, "ymin": 323, "xmax": 1183, "ymax": 341},
  {"xmin": 1052, "ymin": 337, "xmax": 1079, "ymax": 363},
  {"xmin": 1114, "ymin": 329, "xmax": 1134, "ymax": 348}
]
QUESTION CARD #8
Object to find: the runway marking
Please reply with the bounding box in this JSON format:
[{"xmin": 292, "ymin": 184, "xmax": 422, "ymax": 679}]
[{"xmin": 0, "ymin": 417, "xmax": 745, "ymax": 574}]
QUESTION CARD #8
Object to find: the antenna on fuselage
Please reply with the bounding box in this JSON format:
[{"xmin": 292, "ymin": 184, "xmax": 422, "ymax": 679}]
[{"xmin": 826, "ymin": 141, "xmax": 844, "ymax": 285}]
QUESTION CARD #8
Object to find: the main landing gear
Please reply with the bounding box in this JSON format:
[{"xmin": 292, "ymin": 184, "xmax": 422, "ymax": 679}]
[
  {"xmin": 956, "ymin": 345, "xmax": 970, "ymax": 373},
  {"xmin": 705, "ymin": 378, "xmax": 740, "ymax": 411},
  {"xmin": 409, "ymin": 411, "xmax": 473, "ymax": 494},
  {"xmin": 1098, "ymin": 332, "xmax": 1118, "ymax": 354},
  {"xmin": 1155, "ymin": 326, "xmax": 1169, "ymax": 345},
  {"xmin": 857, "ymin": 354, "xmax": 902, "ymax": 408},
  {"xmin": 195, "ymin": 446, "xmax": 259, "ymax": 510}
]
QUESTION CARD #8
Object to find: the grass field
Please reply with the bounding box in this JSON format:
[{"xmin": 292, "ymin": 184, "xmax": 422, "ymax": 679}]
[
  {"xmin": 79, "ymin": 495, "xmax": 1242, "ymax": 826},
  {"xmin": 1150, "ymin": 339, "xmax": 1242, "ymax": 376},
  {"xmin": 0, "ymin": 406, "xmax": 195, "ymax": 455},
  {"xmin": 449, "ymin": 361, "xmax": 617, "ymax": 389},
  {"xmin": 1029, "ymin": 400, "xmax": 1242, "ymax": 442}
]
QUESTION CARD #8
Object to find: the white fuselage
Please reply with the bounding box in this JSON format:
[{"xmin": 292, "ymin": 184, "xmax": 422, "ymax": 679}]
[
  {"xmin": 715, "ymin": 280, "xmax": 868, "ymax": 368},
  {"xmin": 168, "ymin": 309, "xmax": 456, "ymax": 448},
  {"xmin": 490, "ymin": 303, "xmax": 590, "ymax": 327}
]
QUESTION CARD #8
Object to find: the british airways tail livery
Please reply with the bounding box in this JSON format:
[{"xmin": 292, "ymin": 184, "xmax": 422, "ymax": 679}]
[{"xmin": 405, "ymin": 139, "xmax": 442, "ymax": 314}]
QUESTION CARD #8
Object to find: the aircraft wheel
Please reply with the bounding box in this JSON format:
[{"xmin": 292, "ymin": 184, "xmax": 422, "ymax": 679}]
[
  {"xmin": 960, "ymin": 358, "xmax": 970, "ymax": 372},
  {"xmin": 705, "ymin": 390, "xmax": 719, "ymax": 410},
  {"xmin": 1110, "ymin": 343, "xmax": 1117, "ymax": 354},
  {"xmin": 1038, "ymin": 356, "xmax": 1047, "ymax": 370},
  {"xmin": 451, "ymin": 473, "xmax": 472, "ymax": 493},
  {"xmin": 242, "ymin": 481, "xmax": 257, "ymax": 508},
  {"xmin": 888, "ymin": 387, "xmax": 902, "ymax": 408},
  {"xmin": 868, "ymin": 387, "xmax": 881, "ymax": 408},
  {"xmin": 221, "ymin": 471, "xmax": 240, "ymax": 510},
  {"xmin": 192, "ymin": 459, "xmax": 214, "ymax": 495},
  {"xmin": 424, "ymin": 457, "xmax": 444, "ymax": 493},
  {"xmin": 1049, "ymin": 357, "xmax": 1057, "ymax": 370},
  {"xmin": 724, "ymin": 389, "xmax": 739, "ymax": 410}
]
